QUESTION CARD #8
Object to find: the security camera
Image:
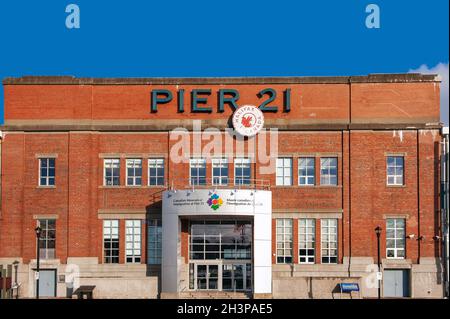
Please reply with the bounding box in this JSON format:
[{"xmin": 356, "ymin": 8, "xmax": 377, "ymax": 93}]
[
  {"xmin": 406, "ymin": 234, "xmax": 415, "ymax": 239},
  {"xmin": 433, "ymin": 236, "xmax": 441, "ymax": 240}
]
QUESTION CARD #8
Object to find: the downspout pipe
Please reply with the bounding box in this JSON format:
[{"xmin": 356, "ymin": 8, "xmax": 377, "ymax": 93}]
[
  {"xmin": 441, "ymin": 126, "xmax": 449, "ymax": 298},
  {"xmin": 0, "ymin": 130, "xmax": 3, "ymax": 219}
]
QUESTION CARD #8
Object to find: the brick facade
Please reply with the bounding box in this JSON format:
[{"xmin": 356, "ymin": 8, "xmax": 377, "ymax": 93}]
[{"xmin": 0, "ymin": 74, "xmax": 444, "ymax": 298}]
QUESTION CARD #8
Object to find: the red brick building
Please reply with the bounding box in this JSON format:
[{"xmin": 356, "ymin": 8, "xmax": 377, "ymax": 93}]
[{"xmin": 0, "ymin": 74, "xmax": 445, "ymax": 298}]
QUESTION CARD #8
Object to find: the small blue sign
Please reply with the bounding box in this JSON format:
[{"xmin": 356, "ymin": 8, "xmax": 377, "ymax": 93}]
[{"xmin": 340, "ymin": 283, "xmax": 360, "ymax": 292}]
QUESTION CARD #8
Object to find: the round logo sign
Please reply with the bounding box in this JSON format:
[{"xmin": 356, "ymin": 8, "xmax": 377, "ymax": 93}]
[{"xmin": 232, "ymin": 105, "xmax": 264, "ymax": 137}]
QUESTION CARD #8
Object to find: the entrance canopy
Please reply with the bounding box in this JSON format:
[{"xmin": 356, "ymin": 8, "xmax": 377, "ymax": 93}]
[{"xmin": 161, "ymin": 189, "xmax": 272, "ymax": 295}]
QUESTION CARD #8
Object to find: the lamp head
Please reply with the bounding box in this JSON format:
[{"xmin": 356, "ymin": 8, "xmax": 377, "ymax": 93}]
[
  {"xmin": 375, "ymin": 226, "xmax": 382, "ymax": 235},
  {"xmin": 35, "ymin": 226, "xmax": 42, "ymax": 237}
]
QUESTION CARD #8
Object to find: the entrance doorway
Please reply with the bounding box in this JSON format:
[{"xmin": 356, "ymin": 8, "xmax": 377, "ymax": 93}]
[
  {"xmin": 383, "ymin": 269, "xmax": 410, "ymax": 297},
  {"xmin": 188, "ymin": 219, "xmax": 253, "ymax": 292},
  {"xmin": 195, "ymin": 264, "xmax": 219, "ymax": 290},
  {"xmin": 191, "ymin": 262, "xmax": 252, "ymax": 291},
  {"xmin": 37, "ymin": 269, "xmax": 57, "ymax": 297}
]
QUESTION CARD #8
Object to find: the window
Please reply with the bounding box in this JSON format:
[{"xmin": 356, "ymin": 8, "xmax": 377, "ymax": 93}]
[
  {"xmin": 299, "ymin": 219, "xmax": 315, "ymax": 264},
  {"xmin": 103, "ymin": 220, "xmax": 119, "ymax": 263},
  {"xmin": 321, "ymin": 219, "xmax": 337, "ymax": 264},
  {"xmin": 298, "ymin": 157, "xmax": 315, "ymax": 186},
  {"xmin": 276, "ymin": 219, "xmax": 293, "ymax": 263},
  {"xmin": 234, "ymin": 158, "xmax": 251, "ymax": 185},
  {"xmin": 189, "ymin": 220, "xmax": 252, "ymax": 260},
  {"xmin": 126, "ymin": 159, "xmax": 142, "ymax": 186},
  {"xmin": 387, "ymin": 156, "xmax": 404, "ymax": 186},
  {"xmin": 386, "ymin": 218, "xmax": 405, "ymax": 259},
  {"xmin": 320, "ymin": 157, "xmax": 338, "ymax": 186},
  {"xmin": 148, "ymin": 158, "xmax": 165, "ymax": 186},
  {"xmin": 38, "ymin": 219, "xmax": 56, "ymax": 259},
  {"xmin": 190, "ymin": 158, "xmax": 206, "ymax": 185},
  {"xmin": 39, "ymin": 158, "xmax": 55, "ymax": 186},
  {"xmin": 125, "ymin": 220, "xmax": 141, "ymax": 263},
  {"xmin": 104, "ymin": 159, "xmax": 120, "ymax": 186},
  {"xmin": 147, "ymin": 219, "xmax": 162, "ymax": 265},
  {"xmin": 212, "ymin": 158, "xmax": 229, "ymax": 185},
  {"xmin": 276, "ymin": 158, "xmax": 292, "ymax": 186}
]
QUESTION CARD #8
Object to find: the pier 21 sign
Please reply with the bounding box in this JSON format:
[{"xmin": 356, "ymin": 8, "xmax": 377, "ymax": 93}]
[{"xmin": 150, "ymin": 88, "xmax": 292, "ymax": 113}]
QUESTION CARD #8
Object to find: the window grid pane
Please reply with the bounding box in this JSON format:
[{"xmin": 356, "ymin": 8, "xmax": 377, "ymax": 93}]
[
  {"xmin": 386, "ymin": 156, "xmax": 404, "ymax": 186},
  {"xmin": 39, "ymin": 158, "xmax": 56, "ymax": 186},
  {"xmin": 234, "ymin": 158, "xmax": 251, "ymax": 185},
  {"xmin": 212, "ymin": 158, "xmax": 229, "ymax": 185},
  {"xmin": 276, "ymin": 158, "xmax": 292, "ymax": 186},
  {"xmin": 147, "ymin": 219, "xmax": 162, "ymax": 264},
  {"xmin": 148, "ymin": 158, "xmax": 165, "ymax": 186},
  {"xmin": 321, "ymin": 219, "xmax": 338, "ymax": 264},
  {"xmin": 103, "ymin": 220, "xmax": 119, "ymax": 263},
  {"xmin": 299, "ymin": 219, "xmax": 315, "ymax": 264},
  {"xmin": 320, "ymin": 158, "xmax": 337, "ymax": 186},
  {"xmin": 276, "ymin": 218, "xmax": 293, "ymax": 264},
  {"xmin": 298, "ymin": 157, "xmax": 315, "ymax": 186},
  {"xmin": 125, "ymin": 220, "xmax": 141, "ymax": 263},
  {"xmin": 189, "ymin": 220, "xmax": 252, "ymax": 261},
  {"xmin": 104, "ymin": 159, "xmax": 120, "ymax": 186},
  {"xmin": 386, "ymin": 218, "xmax": 406, "ymax": 259},
  {"xmin": 190, "ymin": 158, "xmax": 207, "ymax": 185},
  {"xmin": 38, "ymin": 219, "xmax": 56, "ymax": 259},
  {"xmin": 126, "ymin": 159, "xmax": 142, "ymax": 186}
]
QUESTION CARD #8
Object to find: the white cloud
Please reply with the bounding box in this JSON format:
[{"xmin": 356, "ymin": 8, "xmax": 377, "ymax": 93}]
[{"xmin": 409, "ymin": 62, "xmax": 449, "ymax": 126}]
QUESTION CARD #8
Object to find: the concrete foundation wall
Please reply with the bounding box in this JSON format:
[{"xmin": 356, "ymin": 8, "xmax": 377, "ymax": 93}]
[
  {"xmin": 1, "ymin": 257, "xmax": 159, "ymax": 299},
  {"xmin": 272, "ymin": 257, "xmax": 444, "ymax": 299}
]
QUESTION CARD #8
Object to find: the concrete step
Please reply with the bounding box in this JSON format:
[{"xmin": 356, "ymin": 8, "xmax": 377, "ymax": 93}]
[{"xmin": 179, "ymin": 291, "xmax": 251, "ymax": 299}]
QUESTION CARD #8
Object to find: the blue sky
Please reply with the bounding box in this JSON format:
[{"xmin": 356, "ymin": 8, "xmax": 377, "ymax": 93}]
[{"xmin": 0, "ymin": 0, "xmax": 448, "ymax": 124}]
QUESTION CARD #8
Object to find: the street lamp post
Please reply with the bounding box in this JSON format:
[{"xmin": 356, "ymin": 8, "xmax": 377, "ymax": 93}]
[
  {"xmin": 375, "ymin": 226, "xmax": 382, "ymax": 299},
  {"xmin": 35, "ymin": 226, "xmax": 42, "ymax": 299},
  {"xmin": 12, "ymin": 260, "xmax": 19, "ymax": 299}
]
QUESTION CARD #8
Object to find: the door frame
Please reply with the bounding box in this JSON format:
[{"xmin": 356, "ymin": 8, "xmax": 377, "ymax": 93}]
[
  {"xmin": 33, "ymin": 268, "xmax": 57, "ymax": 298},
  {"xmin": 382, "ymin": 268, "xmax": 411, "ymax": 298},
  {"xmin": 191, "ymin": 261, "xmax": 252, "ymax": 292}
]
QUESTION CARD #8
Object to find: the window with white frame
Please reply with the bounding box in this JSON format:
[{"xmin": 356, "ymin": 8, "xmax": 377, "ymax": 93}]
[
  {"xmin": 386, "ymin": 218, "xmax": 405, "ymax": 259},
  {"xmin": 298, "ymin": 157, "xmax": 315, "ymax": 186},
  {"xmin": 190, "ymin": 158, "xmax": 207, "ymax": 185},
  {"xmin": 321, "ymin": 219, "xmax": 338, "ymax": 264},
  {"xmin": 387, "ymin": 156, "xmax": 404, "ymax": 186},
  {"xmin": 126, "ymin": 159, "xmax": 142, "ymax": 186},
  {"xmin": 276, "ymin": 158, "xmax": 292, "ymax": 186},
  {"xmin": 103, "ymin": 220, "xmax": 119, "ymax": 263},
  {"xmin": 148, "ymin": 158, "xmax": 165, "ymax": 186},
  {"xmin": 39, "ymin": 158, "xmax": 55, "ymax": 186},
  {"xmin": 37, "ymin": 219, "xmax": 56, "ymax": 259},
  {"xmin": 299, "ymin": 219, "xmax": 315, "ymax": 264},
  {"xmin": 234, "ymin": 158, "xmax": 251, "ymax": 185},
  {"xmin": 212, "ymin": 158, "xmax": 228, "ymax": 185},
  {"xmin": 276, "ymin": 219, "xmax": 293, "ymax": 263},
  {"xmin": 104, "ymin": 159, "xmax": 120, "ymax": 186},
  {"xmin": 320, "ymin": 157, "xmax": 338, "ymax": 186},
  {"xmin": 125, "ymin": 220, "xmax": 141, "ymax": 263},
  {"xmin": 147, "ymin": 219, "xmax": 162, "ymax": 265}
]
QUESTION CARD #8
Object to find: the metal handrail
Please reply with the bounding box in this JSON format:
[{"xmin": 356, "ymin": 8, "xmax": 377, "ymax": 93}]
[{"xmin": 167, "ymin": 178, "xmax": 271, "ymax": 191}]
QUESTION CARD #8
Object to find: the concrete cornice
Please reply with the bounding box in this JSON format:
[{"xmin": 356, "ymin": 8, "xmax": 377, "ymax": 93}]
[
  {"xmin": 2, "ymin": 73, "xmax": 441, "ymax": 85},
  {"xmin": 0, "ymin": 120, "xmax": 443, "ymax": 132}
]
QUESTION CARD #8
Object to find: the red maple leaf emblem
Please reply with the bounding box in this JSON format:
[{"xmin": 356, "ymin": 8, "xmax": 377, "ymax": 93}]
[{"xmin": 241, "ymin": 116, "xmax": 253, "ymax": 128}]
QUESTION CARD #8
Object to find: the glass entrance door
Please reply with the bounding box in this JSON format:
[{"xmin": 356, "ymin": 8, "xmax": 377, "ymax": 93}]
[
  {"xmin": 193, "ymin": 262, "xmax": 251, "ymax": 291},
  {"xmin": 222, "ymin": 263, "xmax": 251, "ymax": 291},
  {"xmin": 195, "ymin": 264, "xmax": 219, "ymax": 290}
]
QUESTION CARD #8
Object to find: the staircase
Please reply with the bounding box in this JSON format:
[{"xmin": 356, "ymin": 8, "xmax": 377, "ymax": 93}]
[{"xmin": 178, "ymin": 291, "xmax": 252, "ymax": 299}]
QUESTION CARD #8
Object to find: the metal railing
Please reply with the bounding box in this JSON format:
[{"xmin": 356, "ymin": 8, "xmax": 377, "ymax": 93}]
[{"xmin": 168, "ymin": 178, "xmax": 271, "ymax": 191}]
